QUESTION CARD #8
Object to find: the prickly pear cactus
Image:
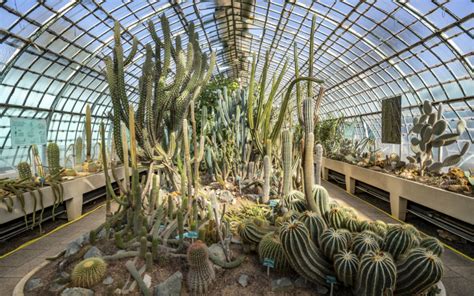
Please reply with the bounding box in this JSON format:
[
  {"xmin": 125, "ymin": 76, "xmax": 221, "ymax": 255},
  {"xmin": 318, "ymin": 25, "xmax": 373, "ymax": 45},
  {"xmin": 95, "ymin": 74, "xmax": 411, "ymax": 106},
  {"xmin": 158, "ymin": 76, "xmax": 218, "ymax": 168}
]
[{"xmin": 408, "ymin": 100, "xmax": 470, "ymax": 175}]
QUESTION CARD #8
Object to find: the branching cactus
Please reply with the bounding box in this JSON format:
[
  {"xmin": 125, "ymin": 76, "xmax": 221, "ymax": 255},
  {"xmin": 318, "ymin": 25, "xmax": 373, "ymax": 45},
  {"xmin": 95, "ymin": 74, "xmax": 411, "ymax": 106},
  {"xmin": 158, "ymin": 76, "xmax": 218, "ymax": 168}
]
[
  {"xmin": 282, "ymin": 129, "xmax": 292, "ymax": 196},
  {"xmin": 408, "ymin": 100, "xmax": 470, "ymax": 176},
  {"xmin": 47, "ymin": 142, "xmax": 61, "ymax": 176},
  {"xmin": 187, "ymin": 240, "xmax": 215, "ymax": 295},
  {"xmin": 17, "ymin": 161, "xmax": 32, "ymax": 180}
]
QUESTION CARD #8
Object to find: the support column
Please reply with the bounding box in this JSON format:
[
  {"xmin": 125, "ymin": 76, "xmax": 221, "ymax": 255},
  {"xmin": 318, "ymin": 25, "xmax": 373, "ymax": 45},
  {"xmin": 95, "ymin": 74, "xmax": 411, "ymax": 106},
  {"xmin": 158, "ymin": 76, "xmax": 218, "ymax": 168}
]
[
  {"xmin": 346, "ymin": 176, "xmax": 356, "ymax": 194},
  {"xmin": 389, "ymin": 192, "xmax": 407, "ymax": 221},
  {"xmin": 66, "ymin": 193, "xmax": 83, "ymax": 221}
]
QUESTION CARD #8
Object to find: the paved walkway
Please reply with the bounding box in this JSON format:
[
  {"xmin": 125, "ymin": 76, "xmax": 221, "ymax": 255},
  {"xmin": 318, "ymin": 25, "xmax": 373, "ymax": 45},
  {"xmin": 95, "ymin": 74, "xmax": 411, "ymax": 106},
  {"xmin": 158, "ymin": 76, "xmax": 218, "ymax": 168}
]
[{"xmin": 0, "ymin": 181, "xmax": 472, "ymax": 295}]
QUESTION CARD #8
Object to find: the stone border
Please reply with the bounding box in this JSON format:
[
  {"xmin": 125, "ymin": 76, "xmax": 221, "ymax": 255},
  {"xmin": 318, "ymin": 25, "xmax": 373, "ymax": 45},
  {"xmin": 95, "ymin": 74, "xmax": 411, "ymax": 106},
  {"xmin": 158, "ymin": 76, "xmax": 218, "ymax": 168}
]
[{"xmin": 12, "ymin": 260, "xmax": 49, "ymax": 296}]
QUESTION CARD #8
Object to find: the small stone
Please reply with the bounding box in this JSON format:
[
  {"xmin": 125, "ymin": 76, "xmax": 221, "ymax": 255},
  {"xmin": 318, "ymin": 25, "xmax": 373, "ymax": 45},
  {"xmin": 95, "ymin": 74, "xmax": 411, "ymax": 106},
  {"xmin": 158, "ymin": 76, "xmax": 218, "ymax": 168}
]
[
  {"xmin": 84, "ymin": 246, "xmax": 103, "ymax": 259},
  {"xmin": 315, "ymin": 284, "xmax": 329, "ymax": 294},
  {"xmin": 144, "ymin": 274, "xmax": 152, "ymax": 289},
  {"xmin": 64, "ymin": 241, "xmax": 81, "ymax": 258},
  {"xmin": 231, "ymin": 237, "xmax": 242, "ymax": 244},
  {"xmin": 25, "ymin": 278, "xmax": 43, "ymax": 291},
  {"xmin": 294, "ymin": 277, "xmax": 308, "ymax": 288},
  {"xmin": 219, "ymin": 190, "xmax": 234, "ymax": 203},
  {"xmin": 49, "ymin": 282, "xmax": 68, "ymax": 293},
  {"xmin": 238, "ymin": 274, "xmax": 249, "ymax": 287},
  {"xmin": 271, "ymin": 277, "xmax": 293, "ymax": 292},
  {"xmin": 208, "ymin": 244, "xmax": 226, "ymax": 262},
  {"xmin": 154, "ymin": 271, "xmax": 183, "ymax": 296},
  {"xmin": 55, "ymin": 271, "xmax": 71, "ymax": 284},
  {"xmin": 61, "ymin": 287, "xmax": 94, "ymax": 296},
  {"xmin": 103, "ymin": 276, "xmax": 114, "ymax": 285},
  {"xmin": 97, "ymin": 228, "xmax": 107, "ymax": 239}
]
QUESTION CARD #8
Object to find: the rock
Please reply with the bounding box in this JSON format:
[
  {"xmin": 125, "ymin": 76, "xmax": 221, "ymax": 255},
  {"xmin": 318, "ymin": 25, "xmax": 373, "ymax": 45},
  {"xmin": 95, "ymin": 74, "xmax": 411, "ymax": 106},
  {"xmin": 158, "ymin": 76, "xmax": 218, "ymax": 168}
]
[
  {"xmin": 64, "ymin": 241, "xmax": 81, "ymax": 258},
  {"xmin": 144, "ymin": 274, "xmax": 152, "ymax": 289},
  {"xmin": 97, "ymin": 228, "xmax": 107, "ymax": 240},
  {"xmin": 154, "ymin": 271, "xmax": 183, "ymax": 296},
  {"xmin": 271, "ymin": 277, "xmax": 293, "ymax": 292},
  {"xmin": 231, "ymin": 237, "xmax": 242, "ymax": 244},
  {"xmin": 49, "ymin": 282, "xmax": 68, "ymax": 293},
  {"xmin": 315, "ymin": 284, "xmax": 329, "ymax": 294},
  {"xmin": 103, "ymin": 276, "xmax": 114, "ymax": 285},
  {"xmin": 208, "ymin": 244, "xmax": 226, "ymax": 262},
  {"xmin": 238, "ymin": 274, "xmax": 249, "ymax": 287},
  {"xmin": 25, "ymin": 278, "xmax": 43, "ymax": 291},
  {"xmin": 84, "ymin": 246, "xmax": 103, "ymax": 259},
  {"xmin": 245, "ymin": 194, "xmax": 260, "ymax": 202},
  {"xmin": 219, "ymin": 190, "xmax": 235, "ymax": 204},
  {"xmin": 294, "ymin": 277, "xmax": 309, "ymax": 288},
  {"xmin": 61, "ymin": 287, "xmax": 94, "ymax": 296},
  {"xmin": 55, "ymin": 271, "xmax": 71, "ymax": 284}
]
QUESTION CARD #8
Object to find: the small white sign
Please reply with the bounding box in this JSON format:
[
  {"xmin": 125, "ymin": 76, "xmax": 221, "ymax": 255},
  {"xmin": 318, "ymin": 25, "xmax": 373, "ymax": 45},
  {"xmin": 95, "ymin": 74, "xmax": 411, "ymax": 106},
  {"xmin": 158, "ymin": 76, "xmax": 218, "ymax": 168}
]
[{"xmin": 10, "ymin": 117, "xmax": 47, "ymax": 147}]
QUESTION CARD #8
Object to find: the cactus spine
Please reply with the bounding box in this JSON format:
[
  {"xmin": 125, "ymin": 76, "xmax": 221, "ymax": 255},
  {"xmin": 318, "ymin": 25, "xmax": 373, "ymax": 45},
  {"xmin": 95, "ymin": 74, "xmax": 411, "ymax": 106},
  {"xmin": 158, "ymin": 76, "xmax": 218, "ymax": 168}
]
[
  {"xmin": 419, "ymin": 236, "xmax": 444, "ymax": 257},
  {"xmin": 383, "ymin": 224, "xmax": 418, "ymax": 259},
  {"xmin": 355, "ymin": 250, "xmax": 397, "ymax": 296},
  {"xmin": 71, "ymin": 257, "xmax": 107, "ymax": 288},
  {"xmin": 320, "ymin": 228, "xmax": 349, "ymax": 260},
  {"xmin": 85, "ymin": 104, "xmax": 92, "ymax": 162},
  {"xmin": 334, "ymin": 250, "xmax": 359, "ymax": 287},
  {"xmin": 282, "ymin": 129, "xmax": 292, "ymax": 196},
  {"xmin": 17, "ymin": 161, "xmax": 32, "ymax": 180},
  {"xmin": 262, "ymin": 155, "xmax": 271, "ymax": 203},
  {"xmin": 298, "ymin": 211, "xmax": 327, "ymax": 247},
  {"xmin": 279, "ymin": 221, "xmax": 333, "ymax": 286},
  {"xmin": 395, "ymin": 248, "xmax": 444, "ymax": 296},
  {"xmin": 47, "ymin": 142, "xmax": 60, "ymax": 176},
  {"xmin": 315, "ymin": 143, "xmax": 323, "ymax": 185},
  {"xmin": 303, "ymin": 98, "xmax": 316, "ymax": 212},
  {"xmin": 258, "ymin": 232, "xmax": 291, "ymax": 272},
  {"xmin": 187, "ymin": 241, "xmax": 215, "ymax": 295}
]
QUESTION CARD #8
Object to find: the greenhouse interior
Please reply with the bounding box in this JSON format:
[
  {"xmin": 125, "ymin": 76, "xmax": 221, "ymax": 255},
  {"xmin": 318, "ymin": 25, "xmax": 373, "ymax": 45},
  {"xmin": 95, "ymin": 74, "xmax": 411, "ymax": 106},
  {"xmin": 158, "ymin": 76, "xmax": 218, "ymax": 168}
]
[{"xmin": 0, "ymin": 0, "xmax": 473, "ymax": 295}]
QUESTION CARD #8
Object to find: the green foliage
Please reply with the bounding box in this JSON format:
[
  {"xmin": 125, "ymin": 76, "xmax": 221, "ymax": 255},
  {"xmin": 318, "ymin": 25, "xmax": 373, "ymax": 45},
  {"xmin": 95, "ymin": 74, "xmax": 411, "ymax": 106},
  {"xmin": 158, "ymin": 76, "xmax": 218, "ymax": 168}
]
[
  {"xmin": 314, "ymin": 114, "xmax": 344, "ymax": 155},
  {"xmin": 71, "ymin": 257, "xmax": 107, "ymax": 288}
]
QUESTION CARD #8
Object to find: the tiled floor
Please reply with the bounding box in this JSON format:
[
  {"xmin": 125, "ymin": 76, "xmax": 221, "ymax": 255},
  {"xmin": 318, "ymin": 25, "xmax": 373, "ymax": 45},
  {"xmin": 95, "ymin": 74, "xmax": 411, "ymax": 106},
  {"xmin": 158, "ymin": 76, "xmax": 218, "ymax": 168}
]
[{"xmin": 0, "ymin": 181, "xmax": 472, "ymax": 295}]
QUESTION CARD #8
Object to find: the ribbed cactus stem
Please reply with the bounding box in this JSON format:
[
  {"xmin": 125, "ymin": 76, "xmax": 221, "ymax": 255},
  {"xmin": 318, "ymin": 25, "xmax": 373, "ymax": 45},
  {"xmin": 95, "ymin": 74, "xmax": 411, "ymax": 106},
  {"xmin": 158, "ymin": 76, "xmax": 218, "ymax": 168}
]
[
  {"xmin": 355, "ymin": 250, "xmax": 397, "ymax": 296},
  {"xmin": 177, "ymin": 209, "xmax": 184, "ymax": 243},
  {"xmin": 187, "ymin": 241, "xmax": 215, "ymax": 295},
  {"xmin": 85, "ymin": 104, "xmax": 92, "ymax": 162},
  {"xmin": 17, "ymin": 161, "xmax": 32, "ymax": 180},
  {"xmin": 145, "ymin": 252, "xmax": 153, "ymax": 272},
  {"xmin": 183, "ymin": 119, "xmax": 193, "ymax": 201},
  {"xmin": 47, "ymin": 142, "xmax": 60, "ymax": 176},
  {"xmin": 282, "ymin": 129, "xmax": 292, "ymax": 196},
  {"xmin": 140, "ymin": 236, "xmax": 147, "ymax": 258},
  {"xmin": 262, "ymin": 155, "xmax": 271, "ymax": 203},
  {"xmin": 74, "ymin": 136, "xmax": 83, "ymax": 166},
  {"xmin": 303, "ymin": 98, "xmax": 316, "ymax": 212},
  {"xmin": 315, "ymin": 144, "xmax": 323, "ymax": 185}
]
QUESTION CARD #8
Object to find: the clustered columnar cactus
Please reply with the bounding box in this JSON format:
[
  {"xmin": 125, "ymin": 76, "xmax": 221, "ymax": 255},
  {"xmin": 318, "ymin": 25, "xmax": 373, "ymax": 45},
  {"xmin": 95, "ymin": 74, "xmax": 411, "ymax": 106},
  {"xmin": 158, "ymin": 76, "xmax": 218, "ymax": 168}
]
[
  {"xmin": 71, "ymin": 257, "xmax": 107, "ymax": 288},
  {"xmin": 333, "ymin": 250, "xmax": 359, "ymax": 287},
  {"xmin": 105, "ymin": 15, "xmax": 215, "ymax": 163},
  {"xmin": 383, "ymin": 224, "xmax": 419, "ymax": 259},
  {"xmin": 354, "ymin": 250, "xmax": 397, "ymax": 296},
  {"xmin": 312, "ymin": 185, "xmax": 330, "ymax": 217},
  {"xmin": 258, "ymin": 231, "xmax": 291, "ymax": 272},
  {"xmin": 187, "ymin": 240, "xmax": 215, "ymax": 295},
  {"xmin": 408, "ymin": 100, "xmax": 470, "ymax": 176},
  {"xmin": 279, "ymin": 221, "xmax": 333, "ymax": 286},
  {"xmin": 420, "ymin": 236, "xmax": 444, "ymax": 257},
  {"xmin": 262, "ymin": 155, "xmax": 271, "ymax": 203},
  {"xmin": 315, "ymin": 143, "xmax": 323, "ymax": 185},
  {"xmin": 281, "ymin": 129, "xmax": 292, "ymax": 196},
  {"xmin": 75, "ymin": 136, "xmax": 83, "ymax": 166},
  {"xmin": 47, "ymin": 142, "xmax": 60, "ymax": 176},
  {"xmin": 395, "ymin": 248, "xmax": 444, "ymax": 296},
  {"xmin": 352, "ymin": 232, "xmax": 380, "ymax": 257},
  {"xmin": 238, "ymin": 218, "xmax": 273, "ymax": 247},
  {"xmin": 320, "ymin": 228, "xmax": 349, "ymax": 260},
  {"xmin": 17, "ymin": 161, "xmax": 32, "ymax": 180},
  {"xmin": 298, "ymin": 211, "xmax": 327, "ymax": 247}
]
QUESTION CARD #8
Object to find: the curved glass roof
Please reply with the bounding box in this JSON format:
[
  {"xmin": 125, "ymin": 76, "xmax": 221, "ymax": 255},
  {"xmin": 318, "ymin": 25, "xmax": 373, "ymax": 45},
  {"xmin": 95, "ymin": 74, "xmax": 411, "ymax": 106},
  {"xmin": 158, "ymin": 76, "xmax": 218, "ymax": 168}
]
[{"xmin": 0, "ymin": 0, "xmax": 472, "ymax": 167}]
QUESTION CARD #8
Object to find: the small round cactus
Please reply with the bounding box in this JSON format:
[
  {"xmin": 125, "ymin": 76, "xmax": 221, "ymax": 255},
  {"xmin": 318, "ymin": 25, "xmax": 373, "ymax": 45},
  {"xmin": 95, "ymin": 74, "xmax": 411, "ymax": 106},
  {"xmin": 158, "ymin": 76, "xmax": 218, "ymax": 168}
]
[
  {"xmin": 238, "ymin": 218, "xmax": 273, "ymax": 247},
  {"xmin": 420, "ymin": 236, "xmax": 444, "ymax": 257},
  {"xmin": 352, "ymin": 232, "xmax": 380, "ymax": 257},
  {"xmin": 187, "ymin": 240, "xmax": 215, "ymax": 295},
  {"xmin": 327, "ymin": 207, "xmax": 347, "ymax": 229},
  {"xmin": 344, "ymin": 216, "xmax": 361, "ymax": 232},
  {"xmin": 383, "ymin": 224, "xmax": 418, "ymax": 259},
  {"xmin": 320, "ymin": 228, "xmax": 349, "ymax": 260},
  {"xmin": 71, "ymin": 257, "xmax": 107, "ymax": 288},
  {"xmin": 333, "ymin": 250, "xmax": 359, "ymax": 287},
  {"xmin": 354, "ymin": 250, "xmax": 396, "ymax": 296},
  {"xmin": 298, "ymin": 211, "xmax": 327, "ymax": 247},
  {"xmin": 258, "ymin": 231, "xmax": 291, "ymax": 272}
]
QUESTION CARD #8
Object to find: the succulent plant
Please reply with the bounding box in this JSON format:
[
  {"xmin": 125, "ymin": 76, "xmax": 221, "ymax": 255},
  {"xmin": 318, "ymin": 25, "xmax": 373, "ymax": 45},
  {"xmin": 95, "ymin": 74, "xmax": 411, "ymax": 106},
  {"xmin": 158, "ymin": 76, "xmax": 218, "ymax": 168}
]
[
  {"xmin": 360, "ymin": 230, "xmax": 385, "ymax": 247},
  {"xmin": 344, "ymin": 217, "xmax": 361, "ymax": 232},
  {"xmin": 262, "ymin": 155, "xmax": 271, "ymax": 203},
  {"xmin": 395, "ymin": 248, "xmax": 444, "ymax": 296},
  {"xmin": 360, "ymin": 220, "xmax": 387, "ymax": 238},
  {"xmin": 47, "ymin": 142, "xmax": 61, "ymax": 176},
  {"xmin": 303, "ymin": 98, "xmax": 316, "ymax": 212},
  {"xmin": 298, "ymin": 211, "xmax": 327, "ymax": 247},
  {"xmin": 281, "ymin": 190, "xmax": 306, "ymax": 212},
  {"xmin": 383, "ymin": 224, "xmax": 419, "ymax": 259},
  {"xmin": 17, "ymin": 161, "xmax": 32, "ymax": 180},
  {"xmin": 71, "ymin": 257, "xmax": 107, "ymax": 288},
  {"xmin": 327, "ymin": 207, "xmax": 347, "ymax": 229},
  {"xmin": 354, "ymin": 250, "xmax": 397, "ymax": 296},
  {"xmin": 419, "ymin": 236, "xmax": 444, "ymax": 257},
  {"xmin": 352, "ymin": 232, "xmax": 380, "ymax": 257},
  {"xmin": 279, "ymin": 221, "xmax": 333, "ymax": 286},
  {"xmin": 238, "ymin": 218, "xmax": 273, "ymax": 247},
  {"xmin": 85, "ymin": 104, "xmax": 92, "ymax": 162},
  {"xmin": 187, "ymin": 240, "xmax": 215, "ymax": 295},
  {"xmin": 333, "ymin": 250, "xmax": 359, "ymax": 287},
  {"xmin": 258, "ymin": 231, "xmax": 291, "ymax": 272},
  {"xmin": 74, "ymin": 136, "xmax": 83, "ymax": 167},
  {"xmin": 315, "ymin": 143, "xmax": 323, "ymax": 185},
  {"xmin": 312, "ymin": 185, "xmax": 331, "ymax": 217},
  {"xmin": 281, "ymin": 129, "xmax": 292, "ymax": 196},
  {"xmin": 320, "ymin": 228, "xmax": 349, "ymax": 260},
  {"xmin": 408, "ymin": 100, "xmax": 470, "ymax": 176}
]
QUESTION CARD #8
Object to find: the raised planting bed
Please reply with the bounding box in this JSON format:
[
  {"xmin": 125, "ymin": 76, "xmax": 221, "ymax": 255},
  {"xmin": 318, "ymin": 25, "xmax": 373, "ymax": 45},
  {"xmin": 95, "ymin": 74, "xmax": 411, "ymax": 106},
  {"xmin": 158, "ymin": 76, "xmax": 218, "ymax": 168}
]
[{"xmin": 322, "ymin": 157, "xmax": 474, "ymax": 225}]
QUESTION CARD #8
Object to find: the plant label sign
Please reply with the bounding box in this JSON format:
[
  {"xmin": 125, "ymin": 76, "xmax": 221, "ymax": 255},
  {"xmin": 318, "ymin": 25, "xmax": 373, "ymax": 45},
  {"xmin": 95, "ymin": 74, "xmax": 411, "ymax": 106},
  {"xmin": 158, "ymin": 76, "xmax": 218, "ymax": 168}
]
[
  {"xmin": 185, "ymin": 231, "xmax": 198, "ymax": 239},
  {"xmin": 269, "ymin": 200, "xmax": 279, "ymax": 208},
  {"xmin": 263, "ymin": 258, "xmax": 275, "ymax": 268},
  {"xmin": 10, "ymin": 117, "xmax": 47, "ymax": 147}
]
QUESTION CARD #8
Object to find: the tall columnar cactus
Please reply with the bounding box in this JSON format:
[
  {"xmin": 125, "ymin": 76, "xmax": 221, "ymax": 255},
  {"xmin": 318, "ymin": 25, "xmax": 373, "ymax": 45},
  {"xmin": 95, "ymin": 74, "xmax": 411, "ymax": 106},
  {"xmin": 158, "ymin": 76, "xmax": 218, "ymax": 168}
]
[
  {"xmin": 320, "ymin": 228, "xmax": 349, "ymax": 260},
  {"xmin": 71, "ymin": 257, "xmax": 107, "ymax": 288},
  {"xmin": 408, "ymin": 100, "xmax": 470, "ymax": 176},
  {"xmin": 315, "ymin": 144, "xmax": 323, "ymax": 185},
  {"xmin": 279, "ymin": 221, "xmax": 333, "ymax": 286},
  {"xmin": 258, "ymin": 231, "xmax": 291, "ymax": 272},
  {"xmin": 383, "ymin": 224, "xmax": 418, "ymax": 259},
  {"xmin": 17, "ymin": 161, "xmax": 32, "ymax": 180},
  {"xmin": 31, "ymin": 144, "xmax": 45, "ymax": 178},
  {"xmin": 419, "ymin": 236, "xmax": 444, "ymax": 257},
  {"xmin": 187, "ymin": 240, "xmax": 215, "ymax": 295},
  {"xmin": 303, "ymin": 98, "xmax": 316, "ymax": 211},
  {"xmin": 85, "ymin": 104, "xmax": 92, "ymax": 162},
  {"xmin": 47, "ymin": 142, "xmax": 60, "ymax": 176},
  {"xmin": 312, "ymin": 185, "xmax": 330, "ymax": 217},
  {"xmin": 333, "ymin": 250, "xmax": 359, "ymax": 287},
  {"xmin": 282, "ymin": 129, "xmax": 292, "ymax": 196},
  {"xmin": 262, "ymin": 155, "xmax": 271, "ymax": 203},
  {"xmin": 298, "ymin": 211, "xmax": 327, "ymax": 247},
  {"xmin": 74, "ymin": 136, "xmax": 83, "ymax": 166},
  {"xmin": 354, "ymin": 250, "xmax": 397, "ymax": 296},
  {"xmin": 395, "ymin": 248, "xmax": 444, "ymax": 296},
  {"xmin": 352, "ymin": 232, "xmax": 380, "ymax": 257}
]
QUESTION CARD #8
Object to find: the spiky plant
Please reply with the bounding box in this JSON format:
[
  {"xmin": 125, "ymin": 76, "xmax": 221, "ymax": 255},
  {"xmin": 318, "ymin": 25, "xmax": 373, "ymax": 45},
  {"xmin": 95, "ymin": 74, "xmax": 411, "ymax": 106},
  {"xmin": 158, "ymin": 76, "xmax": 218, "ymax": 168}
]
[
  {"xmin": 238, "ymin": 218, "xmax": 273, "ymax": 247},
  {"xmin": 47, "ymin": 142, "xmax": 61, "ymax": 176},
  {"xmin": 352, "ymin": 232, "xmax": 380, "ymax": 257},
  {"xmin": 327, "ymin": 207, "xmax": 347, "ymax": 229},
  {"xmin": 281, "ymin": 129, "xmax": 292, "ymax": 196},
  {"xmin": 281, "ymin": 190, "xmax": 306, "ymax": 212},
  {"xmin": 383, "ymin": 224, "xmax": 418, "ymax": 259},
  {"xmin": 187, "ymin": 240, "xmax": 215, "ymax": 295},
  {"xmin": 315, "ymin": 144, "xmax": 323, "ymax": 185},
  {"xmin": 333, "ymin": 250, "xmax": 359, "ymax": 287},
  {"xmin": 298, "ymin": 211, "xmax": 327, "ymax": 247},
  {"xmin": 258, "ymin": 231, "xmax": 291, "ymax": 272},
  {"xmin": 17, "ymin": 161, "xmax": 32, "ymax": 180},
  {"xmin": 354, "ymin": 250, "xmax": 397, "ymax": 296},
  {"xmin": 312, "ymin": 185, "xmax": 331, "ymax": 217},
  {"xmin": 320, "ymin": 228, "xmax": 349, "ymax": 260},
  {"xmin": 395, "ymin": 248, "xmax": 444, "ymax": 296},
  {"xmin": 71, "ymin": 257, "xmax": 107, "ymax": 288},
  {"xmin": 360, "ymin": 230, "xmax": 384, "ymax": 247},
  {"xmin": 85, "ymin": 104, "xmax": 92, "ymax": 162},
  {"xmin": 303, "ymin": 98, "xmax": 315, "ymax": 211},
  {"xmin": 344, "ymin": 216, "xmax": 361, "ymax": 233},
  {"xmin": 262, "ymin": 155, "xmax": 271, "ymax": 203},
  {"xmin": 74, "ymin": 136, "xmax": 83, "ymax": 166},
  {"xmin": 360, "ymin": 220, "xmax": 387, "ymax": 238},
  {"xmin": 419, "ymin": 236, "xmax": 444, "ymax": 257}
]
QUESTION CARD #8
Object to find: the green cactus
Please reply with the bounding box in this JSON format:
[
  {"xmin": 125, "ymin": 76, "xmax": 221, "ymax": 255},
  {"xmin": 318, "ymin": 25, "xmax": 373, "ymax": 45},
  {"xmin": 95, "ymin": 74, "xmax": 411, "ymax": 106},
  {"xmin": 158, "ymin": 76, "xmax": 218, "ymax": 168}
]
[
  {"xmin": 140, "ymin": 236, "xmax": 147, "ymax": 258},
  {"xmin": 17, "ymin": 161, "xmax": 32, "ymax": 180},
  {"xmin": 360, "ymin": 230, "xmax": 385, "ymax": 247},
  {"xmin": 327, "ymin": 207, "xmax": 347, "ymax": 229},
  {"xmin": 408, "ymin": 100, "xmax": 470, "ymax": 176},
  {"xmin": 395, "ymin": 248, "xmax": 444, "ymax": 296},
  {"xmin": 383, "ymin": 224, "xmax": 418, "ymax": 259},
  {"xmin": 281, "ymin": 190, "xmax": 305, "ymax": 212},
  {"xmin": 360, "ymin": 220, "xmax": 387, "ymax": 238},
  {"xmin": 238, "ymin": 218, "xmax": 273, "ymax": 247},
  {"xmin": 279, "ymin": 221, "xmax": 333, "ymax": 286},
  {"xmin": 74, "ymin": 136, "xmax": 83, "ymax": 166},
  {"xmin": 419, "ymin": 236, "xmax": 444, "ymax": 257},
  {"xmin": 354, "ymin": 250, "xmax": 397, "ymax": 296},
  {"xmin": 187, "ymin": 240, "xmax": 215, "ymax": 295},
  {"xmin": 281, "ymin": 129, "xmax": 292, "ymax": 196},
  {"xmin": 333, "ymin": 250, "xmax": 359, "ymax": 287},
  {"xmin": 47, "ymin": 142, "xmax": 61, "ymax": 176},
  {"xmin": 303, "ymin": 98, "xmax": 316, "ymax": 212},
  {"xmin": 312, "ymin": 185, "xmax": 331, "ymax": 218},
  {"xmin": 85, "ymin": 104, "xmax": 92, "ymax": 162},
  {"xmin": 258, "ymin": 231, "xmax": 291, "ymax": 272},
  {"xmin": 297, "ymin": 211, "xmax": 327, "ymax": 247},
  {"xmin": 320, "ymin": 228, "xmax": 349, "ymax": 260},
  {"xmin": 315, "ymin": 144, "xmax": 323, "ymax": 185},
  {"xmin": 71, "ymin": 257, "xmax": 107, "ymax": 288},
  {"xmin": 262, "ymin": 155, "xmax": 271, "ymax": 203},
  {"xmin": 352, "ymin": 232, "xmax": 380, "ymax": 257},
  {"xmin": 344, "ymin": 217, "xmax": 361, "ymax": 232}
]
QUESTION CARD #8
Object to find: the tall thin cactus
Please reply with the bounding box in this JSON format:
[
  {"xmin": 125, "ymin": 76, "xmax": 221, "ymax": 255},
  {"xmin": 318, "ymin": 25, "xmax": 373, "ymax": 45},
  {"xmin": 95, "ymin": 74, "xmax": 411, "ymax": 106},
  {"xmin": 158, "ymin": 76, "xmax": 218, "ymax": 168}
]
[
  {"xmin": 315, "ymin": 143, "xmax": 323, "ymax": 185},
  {"xmin": 85, "ymin": 104, "xmax": 92, "ymax": 162},
  {"xmin": 303, "ymin": 98, "xmax": 317, "ymax": 212},
  {"xmin": 282, "ymin": 129, "xmax": 292, "ymax": 196}
]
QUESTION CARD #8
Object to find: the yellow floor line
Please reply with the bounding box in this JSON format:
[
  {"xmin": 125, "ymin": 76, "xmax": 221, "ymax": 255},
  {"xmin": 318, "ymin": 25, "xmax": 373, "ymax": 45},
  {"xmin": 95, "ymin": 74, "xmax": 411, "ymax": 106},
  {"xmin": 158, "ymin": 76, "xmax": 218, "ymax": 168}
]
[
  {"xmin": 327, "ymin": 181, "xmax": 474, "ymax": 262},
  {"xmin": 0, "ymin": 204, "xmax": 105, "ymax": 260}
]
